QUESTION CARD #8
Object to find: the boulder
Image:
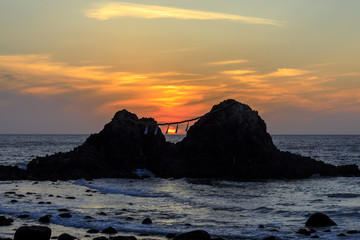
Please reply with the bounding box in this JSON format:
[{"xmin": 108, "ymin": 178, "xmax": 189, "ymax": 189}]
[
  {"xmin": 110, "ymin": 236, "xmax": 137, "ymax": 240},
  {"xmin": 39, "ymin": 215, "xmax": 51, "ymax": 223},
  {"xmin": 101, "ymin": 227, "xmax": 117, "ymax": 234},
  {"xmin": 173, "ymin": 230, "xmax": 211, "ymax": 240},
  {"xmin": 59, "ymin": 213, "xmax": 72, "ymax": 218},
  {"xmin": 14, "ymin": 226, "xmax": 51, "ymax": 240},
  {"xmin": 142, "ymin": 218, "xmax": 152, "ymax": 224},
  {"xmin": 305, "ymin": 212, "xmax": 337, "ymax": 227},
  {"xmin": 58, "ymin": 233, "xmax": 77, "ymax": 240},
  {"xmin": 0, "ymin": 216, "xmax": 13, "ymax": 226}
]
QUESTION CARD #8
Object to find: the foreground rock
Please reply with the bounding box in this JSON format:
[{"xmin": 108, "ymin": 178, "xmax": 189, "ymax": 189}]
[
  {"xmin": 14, "ymin": 226, "xmax": 51, "ymax": 240},
  {"xmin": 305, "ymin": 212, "xmax": 337, "ymax": 227},
  {"xmin": 1, "ymin": 99, "xmax": 359, "ymax": 180},
  {"xmin": 173, "ymin": 230, "xmax": 211, "ymax": 240}
]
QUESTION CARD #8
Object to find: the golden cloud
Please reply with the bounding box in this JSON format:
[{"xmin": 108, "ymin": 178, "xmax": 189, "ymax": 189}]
[
  {"xmin": 84, "ymin": 2, "xmax": 283, "ymax": 26},
  {"xmin": 1, "ymin": 54, "xmax": 359, "ymax": 124}
]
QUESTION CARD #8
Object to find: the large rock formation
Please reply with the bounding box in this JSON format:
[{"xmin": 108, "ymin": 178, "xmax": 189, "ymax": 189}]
[{"xmin": 2, "ymin": 99, "xmax": 360, "ymax": 180}]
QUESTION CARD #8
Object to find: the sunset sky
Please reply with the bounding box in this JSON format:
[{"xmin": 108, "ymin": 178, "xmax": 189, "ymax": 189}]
[{"xmin": 1, "ymin": 0, "xmax": 359, "ymax": 134}]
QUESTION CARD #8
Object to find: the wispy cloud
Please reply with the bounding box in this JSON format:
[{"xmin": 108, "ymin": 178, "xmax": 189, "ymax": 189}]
[
  {"xmin": 207, "ymin": 59, "xmax": 249, "ymax": 65},
  {"xmin": 84, "ymin": 2, "xmax": 283, "ymax": 26},
  {"xmin": 220, "ymin": 70, "xmax": 256, "ymax": 75}
]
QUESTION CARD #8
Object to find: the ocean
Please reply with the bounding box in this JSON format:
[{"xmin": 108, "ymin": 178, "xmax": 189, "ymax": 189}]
[{"xmin": 0, "ymin": 134, "xmax": 360, "ymax": 239}]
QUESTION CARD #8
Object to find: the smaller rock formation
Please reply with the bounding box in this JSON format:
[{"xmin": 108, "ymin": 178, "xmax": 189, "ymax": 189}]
[
  {"xmin": 173, "ymin": 230, "xmax": 211, "ymax": 240},
  {"xmin": 0, "ymin": 216, "xmax": 13, "ymax": 226},
  {"xmin": 14, "ymin": 226, "xmax": 51, "ymax": 240},
  {"xmin": 58, "ymin": 233, "xmax": 77, "ymax": 240},
  {"xmin": 142, "ymin": 217, "xmax": 152, "ymax": 224},
  {"xmin": 305, "ymin": 212, "xmax": 337, "ymax": 227},
  {"xmin": 101, "ymin": 227, "xmax": 117, "ymax": 234}
]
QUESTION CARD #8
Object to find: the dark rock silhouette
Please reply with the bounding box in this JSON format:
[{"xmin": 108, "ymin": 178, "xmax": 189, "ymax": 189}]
[
  {"xmin": 14, "ymin": 226, "xmax": 51, "ymax": 240},
  {"xmin": 305, "ymin": 212, "xmax": 337, "ymax": 227},
  {"xmin": 58, "ymin": 233, "xmax": 77, "ymax": 240},
  {"xmin": 173, "ymin": 230, "xmax": 211, "ymax": 240},
  {"xmin": 1, "ymin": 99, "xmax": 359, "ymax": 180},
  {"xmin": 0, "ymin": 216, "xmax": 13, "ymax": 226}
]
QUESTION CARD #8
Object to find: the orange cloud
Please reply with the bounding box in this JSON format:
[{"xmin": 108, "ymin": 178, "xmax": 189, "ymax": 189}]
[
  {"xmin": 207, "ymin": 59, "xmax": 249, "ymax": 65},
  {"xmin": 220, "ymin": 70, "xmax": 257, "ymax": 75},
  {"xmin": 1, "ymin": 54, "xmax": 359, "ymax": 126}
]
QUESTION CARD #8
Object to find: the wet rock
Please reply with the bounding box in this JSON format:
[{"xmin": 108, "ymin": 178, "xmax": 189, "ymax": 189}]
[
  {"xmin": 173, "ymin": 230, "xmax": 211, "ymax": 240},
  {"xmin": 58, "ymin": 208, "xmax": 70, "ymax": 212},
  {"xmin": 166, "ymin": 233, "xmax": 177, "ymax": 238},
  {"xmin": 310, "ymin": 236, "xmax": 319, "ymax": 239},
  {"xmin": 98, "ymin": 212, "xmax": 107, "ymax": 216},
  {"xmin": 337, "ymin": 233, "xmax": 346, "ymax": 237},
  {"xmin": 296, "ymin": 229, "xmax": 311, "ymax": 236},
  {"xmin": 0, "ymin": 166, "xmax": 26, "ymax": 180},
  {"xmin": 85, "ymin": 216, "xmax": 94, "ymax": 219},
  {"xmin": 87, "ymin": 229, "xmax": 100, "ymax": 233},
  {"xmin": 18, "ymin": 214, "xmax": 29, "ymax": 219},
  {"xmin": 262, "ymin": 237, "xmax": 277, "ymax": 240},
  {"xmin": 0, "ymin": 237, "xmax": 12, "ymax": 240},
  {"xmin": 39, "ymin": 215, "xmax": 51, "ymax": 223},
  {"xmin": 58, "ymin": 233, "xmax": 77, "ymax": 240},
  {"xmin": 324, "ymin": 229, "xmax": 331, "ymax": 232},
  {"xmin": 101, "ymin": 227, "xmax": 117, "ymax": 234},
  {"xmin": 347, "ymin": 230, "xmax": 360, "ymax": 234},
  {"xmin": 14, "ymin": 226, "xmax": 51, "ymax": 240},
  {"xmin": 65, "ymin": 196, "xmax": 76, "ymax": 199},
  {"xmin": 0, "ymin": 216, "xmax": 13, "ymax": 226},
  {"xmin": 10, "ymin": 199, "xmax": 18, "ymax": 203},
  {"xmin": 305, "ymin": 212, "xmax": 337, "ymax": 227},
  {"xmin": 110, "ymin": 236, "xmax": 137, "ymax": 240},
  {"xmin": 58, "ymin": 213, "xmax": 72, "ymax": 218},
  {"xmin": 258, "ymin": 225, "xmax": 265, "ymax": 228},
  {"xmin": 93, "ymin": 237, "xmax": 108, "ymax": 240},
  {"xmin": 142, "ymin": 218, "xmax": 152, "ymax": 224}
]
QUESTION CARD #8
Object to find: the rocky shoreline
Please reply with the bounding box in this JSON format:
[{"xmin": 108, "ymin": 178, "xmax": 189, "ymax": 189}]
[{"xmin": 2, "ymin": 208, "xmax": 360, "ymax": 240}]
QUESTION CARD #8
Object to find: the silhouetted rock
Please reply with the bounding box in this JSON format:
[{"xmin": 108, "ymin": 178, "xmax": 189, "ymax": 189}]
[
  {"xmin": 101, "ymin": 227, "xmax": 117, "ymax": 234},
  {"xmin": 87, "ymin": 229, "xmax": 100, "ymax": 233},
  {"xmin": 142, "ymin": 218, "xmax": 152, "ymax": 224},
  {"xmin": 263, "ymin": 237, "xmax": 277, "ymax": 240},
  {"xmin": 173, "ymin": 230, "xmax": 211, "ymax": 240},
  {"xmin": 93, "ymin": 237, "xmax": 108, "ymax": 240},
  {"xmin": 3, "ymin": 99, "xmax": 358, "ymax": 180},
  {"xmin": 0, "ymin": 216, "xmax": 13, "ymax": 226},
  {"xmin": 166, "ymin": 233, "xmax": 177, "ymax": 238},
  {"xmin": 58, "ymin": 233, "xmax": 77, "ymax": 240},
  {"xmin": 59, "ymin": 213, "xmax": 72, "ymax": 218},
  {"xmin": 110, "ymin": 236, "xmax": 137, "ymax": 240},
  {"xmin": 39, "ymin": 215, "xmax": 51, "ymax": 223},
  {"xmin": 296, "ymin": 228, "xmax": 311, "ymax": 236},
  {"xmin": 14, "ymin": 226, "xmax": 51, "ymax": 240},
  {"xmin": 305, "ymin": 212, "xmax": 337, "ymax": 227}
]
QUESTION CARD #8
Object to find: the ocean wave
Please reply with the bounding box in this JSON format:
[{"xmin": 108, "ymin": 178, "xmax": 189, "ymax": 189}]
[{"xmin": 73, "ymin": 179, "xmax": 173, "ymax": 198}]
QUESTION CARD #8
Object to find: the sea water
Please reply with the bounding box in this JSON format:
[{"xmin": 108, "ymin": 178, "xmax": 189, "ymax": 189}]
[{"xmin": 0, "ymin": 134, "xmax": 360, "ymax": 239}]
